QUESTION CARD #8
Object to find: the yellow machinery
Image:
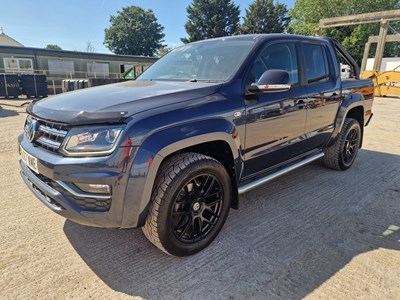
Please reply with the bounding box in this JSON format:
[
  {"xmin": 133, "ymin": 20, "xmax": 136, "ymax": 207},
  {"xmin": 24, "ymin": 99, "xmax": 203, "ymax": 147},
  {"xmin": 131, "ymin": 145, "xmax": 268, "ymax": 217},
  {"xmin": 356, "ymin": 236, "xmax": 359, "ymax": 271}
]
[
  {"xmin": 362, "ymin": 70, "xmax": 400, "ymax": 97},
  {"xmin": 360, "ymin": 34, "xmax": 400, "ymax": 97}
]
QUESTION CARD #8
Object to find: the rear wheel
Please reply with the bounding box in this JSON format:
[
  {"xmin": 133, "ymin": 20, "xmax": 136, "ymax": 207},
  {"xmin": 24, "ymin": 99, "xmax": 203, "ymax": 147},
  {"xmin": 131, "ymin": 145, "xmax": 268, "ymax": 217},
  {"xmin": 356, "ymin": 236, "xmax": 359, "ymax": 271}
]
[
  {"xmin": 323, "ymin": 118, "xmax": 361, "ymax": 170},
  {"xmin": 142, "ymin": 152, "xmax": 231, "ymax": 256}
]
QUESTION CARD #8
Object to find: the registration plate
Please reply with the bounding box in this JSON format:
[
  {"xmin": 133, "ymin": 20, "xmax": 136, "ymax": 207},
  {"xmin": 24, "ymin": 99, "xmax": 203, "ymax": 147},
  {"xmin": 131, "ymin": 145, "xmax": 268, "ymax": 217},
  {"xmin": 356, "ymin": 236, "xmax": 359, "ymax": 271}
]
[{"xmin": 20, "ymin": 146, "xmax": 39, "ymax": 174}]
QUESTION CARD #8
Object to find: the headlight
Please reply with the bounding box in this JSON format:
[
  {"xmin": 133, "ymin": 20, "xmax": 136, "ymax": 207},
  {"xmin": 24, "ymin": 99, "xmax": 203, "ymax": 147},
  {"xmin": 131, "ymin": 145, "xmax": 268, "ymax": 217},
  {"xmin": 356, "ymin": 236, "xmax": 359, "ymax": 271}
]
[{"xmin": 60, "ymin": 125, "xmax": 124, "ymax": 156}]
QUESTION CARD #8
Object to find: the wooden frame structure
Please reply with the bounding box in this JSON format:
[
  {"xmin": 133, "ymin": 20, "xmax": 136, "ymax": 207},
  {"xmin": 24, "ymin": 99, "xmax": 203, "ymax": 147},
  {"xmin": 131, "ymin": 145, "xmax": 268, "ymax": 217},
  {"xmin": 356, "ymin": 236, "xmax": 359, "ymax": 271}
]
[
  {"xmin": 361, "ymin": 34, "xmax": 400, "ymax": 72},
  {"xmin": 316, "ymin": 9, "xmax": 400, "ymax": 72}
]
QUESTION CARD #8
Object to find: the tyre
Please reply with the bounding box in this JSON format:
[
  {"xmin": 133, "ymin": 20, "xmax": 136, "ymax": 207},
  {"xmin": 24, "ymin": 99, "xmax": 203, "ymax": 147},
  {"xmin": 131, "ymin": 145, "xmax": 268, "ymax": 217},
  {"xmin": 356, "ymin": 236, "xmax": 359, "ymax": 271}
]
[
  {"xmin": 142, "ymin": 152, "xmax": 232, "ymax": 256},
  {"xmin": 323, "ymin": 118, "xmax": 361, "ymax": 170}
]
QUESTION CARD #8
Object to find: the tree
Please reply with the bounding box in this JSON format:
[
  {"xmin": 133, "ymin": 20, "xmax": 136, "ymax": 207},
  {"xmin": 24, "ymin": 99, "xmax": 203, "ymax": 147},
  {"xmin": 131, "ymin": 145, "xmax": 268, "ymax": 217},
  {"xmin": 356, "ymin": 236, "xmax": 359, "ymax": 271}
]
[
  {"xmin": 181, "ymin": 0, "xmax": 240, "ymax": 43},
  {"xmin": 288, "ymin": 0, "xmax": 399, "ymax": 63},
  {"xmin": 104, "ymin": 6, "xmax": 165, "ymax": 56},
  {"xmin": 45, "ymin": 44, "xmax": 62, "ymax": 50},
  {"xmin": 85, "ymin": 41, "xmax": 96, "ymax": 53},
  {"xmin": 241, "ymin": 0, "xmax": 290, "ymax": 34},
  {"xmin": 72, "ymin": 41, "xmax": 96, "ymax": 53},
  {"xmin": 156, "ymin": 46, "xmax": 175, "ymax": 57}
]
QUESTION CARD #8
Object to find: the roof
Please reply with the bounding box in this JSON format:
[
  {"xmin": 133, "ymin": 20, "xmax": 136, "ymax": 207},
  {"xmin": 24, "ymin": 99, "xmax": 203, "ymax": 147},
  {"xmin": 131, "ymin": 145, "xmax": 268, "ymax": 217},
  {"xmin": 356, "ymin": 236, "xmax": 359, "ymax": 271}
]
[
  {"xmin": 0, "ymin": 33, "xmax": 24, "ymax": 47},
  {"xmin": 0, "ymin": 44, "xmax": 158, "ymax": 64}
]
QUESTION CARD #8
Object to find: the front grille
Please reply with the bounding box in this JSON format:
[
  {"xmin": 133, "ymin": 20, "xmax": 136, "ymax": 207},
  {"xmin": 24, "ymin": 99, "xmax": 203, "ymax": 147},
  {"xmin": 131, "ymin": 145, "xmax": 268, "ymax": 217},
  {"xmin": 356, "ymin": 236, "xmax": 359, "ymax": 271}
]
[
  {"xmin": 25, "ymin": 116, "xmax": 69, "ymax": 153},
  {"xmin": 70, "ymin": 196, "xmax": 111, "ymax": 212}
]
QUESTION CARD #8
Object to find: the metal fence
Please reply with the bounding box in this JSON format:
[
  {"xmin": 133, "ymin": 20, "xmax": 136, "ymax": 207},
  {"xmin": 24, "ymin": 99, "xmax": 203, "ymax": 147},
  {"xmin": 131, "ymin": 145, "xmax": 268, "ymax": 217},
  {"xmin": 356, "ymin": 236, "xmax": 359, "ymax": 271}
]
[{"xmin": 0, "ymin": 65, "xmax": 150, "ymax": 95}]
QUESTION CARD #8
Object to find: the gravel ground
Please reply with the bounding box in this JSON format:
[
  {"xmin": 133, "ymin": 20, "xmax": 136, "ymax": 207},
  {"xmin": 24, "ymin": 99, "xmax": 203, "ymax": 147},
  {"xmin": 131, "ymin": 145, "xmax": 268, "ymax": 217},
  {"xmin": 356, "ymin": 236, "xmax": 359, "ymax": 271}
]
[{"xmin": 0, "ymin": 97, "xmax": 399, "ymax": 300}]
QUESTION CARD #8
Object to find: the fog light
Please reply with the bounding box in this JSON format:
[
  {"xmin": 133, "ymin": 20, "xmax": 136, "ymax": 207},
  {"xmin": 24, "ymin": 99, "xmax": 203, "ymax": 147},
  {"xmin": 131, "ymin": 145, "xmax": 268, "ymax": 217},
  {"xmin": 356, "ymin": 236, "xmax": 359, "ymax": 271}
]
[{"xmin": 75, "ymin": 183, "xmax": 111, "ymax": 194}]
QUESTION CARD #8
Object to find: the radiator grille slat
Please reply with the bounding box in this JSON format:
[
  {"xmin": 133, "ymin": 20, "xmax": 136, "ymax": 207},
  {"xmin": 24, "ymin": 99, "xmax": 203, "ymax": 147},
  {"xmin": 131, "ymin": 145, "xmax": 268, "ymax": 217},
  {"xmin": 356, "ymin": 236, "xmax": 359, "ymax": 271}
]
[
  {"xmin": 25, "ymin": 116, "xmax": 69, "ymax": 154},
  {"xmin": 39, "ymin": 124, "xmax": 68, "ymax": 138}
]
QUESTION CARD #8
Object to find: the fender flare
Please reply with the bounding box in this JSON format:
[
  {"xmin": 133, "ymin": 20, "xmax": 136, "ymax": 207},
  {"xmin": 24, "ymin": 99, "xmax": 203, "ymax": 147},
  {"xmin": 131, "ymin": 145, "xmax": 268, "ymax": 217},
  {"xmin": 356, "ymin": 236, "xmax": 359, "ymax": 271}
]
[
  {"xmin": 328, "ymin": 93, "xmax": 365, "ymax": 147},
  {"xmin": 121, "ymin": 118, "xmax": 242, "ymax": 228}
]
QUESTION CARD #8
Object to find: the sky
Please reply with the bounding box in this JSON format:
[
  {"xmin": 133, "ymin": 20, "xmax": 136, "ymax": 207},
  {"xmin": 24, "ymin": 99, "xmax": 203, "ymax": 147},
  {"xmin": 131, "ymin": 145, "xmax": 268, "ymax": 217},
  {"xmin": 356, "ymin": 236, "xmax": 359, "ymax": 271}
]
[{"xmin": 0, "ymin": 0, "xmax": 296, "ymax": 54}]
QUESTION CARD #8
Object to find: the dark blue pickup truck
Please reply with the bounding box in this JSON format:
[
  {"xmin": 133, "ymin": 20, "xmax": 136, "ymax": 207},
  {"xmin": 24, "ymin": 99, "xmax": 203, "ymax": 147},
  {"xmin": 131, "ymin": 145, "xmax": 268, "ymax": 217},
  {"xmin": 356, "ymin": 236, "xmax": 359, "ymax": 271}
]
[{"xmin": 19, "ymin": 34, "xmax": 374, "ymax": 256}]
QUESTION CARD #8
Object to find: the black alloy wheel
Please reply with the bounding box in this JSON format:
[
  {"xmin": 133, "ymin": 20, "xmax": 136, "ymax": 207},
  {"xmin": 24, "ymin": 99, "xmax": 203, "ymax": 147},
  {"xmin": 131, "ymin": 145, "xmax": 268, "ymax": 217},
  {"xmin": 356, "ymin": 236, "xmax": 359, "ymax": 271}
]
[
  {"xmin": 323, "ymin": 118, "xmax": 362, "ymax": 170},
  {"xmin": 342, "ymin": 127, "xmax": 359, "ymax": 166},
  {"xmin": 142, "ymin": 152, "xmax": 232, "ymax": 256},
  {"xmin": 171, "ymin": 174, "xmax": 224, "ymax": 243}
]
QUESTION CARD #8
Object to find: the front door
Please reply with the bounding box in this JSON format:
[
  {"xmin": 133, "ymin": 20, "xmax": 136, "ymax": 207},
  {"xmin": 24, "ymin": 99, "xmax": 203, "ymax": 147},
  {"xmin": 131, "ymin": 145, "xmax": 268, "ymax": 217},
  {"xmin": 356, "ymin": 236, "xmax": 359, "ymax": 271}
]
[{"xmin": 243, "ymin": 42, "xmax": 308, "ymax": 178}]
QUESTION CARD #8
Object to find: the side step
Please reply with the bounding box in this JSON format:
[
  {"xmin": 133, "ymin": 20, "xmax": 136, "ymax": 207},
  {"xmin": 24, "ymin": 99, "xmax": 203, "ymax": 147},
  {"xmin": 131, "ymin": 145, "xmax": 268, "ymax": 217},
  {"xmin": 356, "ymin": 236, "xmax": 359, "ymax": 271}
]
[{"xmin": 238, "ymin": 152, "xmax": 324, "ymax": 195}]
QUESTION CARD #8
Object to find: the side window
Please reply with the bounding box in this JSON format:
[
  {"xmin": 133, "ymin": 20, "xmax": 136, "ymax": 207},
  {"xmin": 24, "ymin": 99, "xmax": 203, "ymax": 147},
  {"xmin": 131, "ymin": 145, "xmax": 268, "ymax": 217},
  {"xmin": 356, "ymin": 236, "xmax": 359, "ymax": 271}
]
[
  {"xmin": 303, "ymin": 44, "xmax": 330, "ymax": 84},
  {"xmin": 248, "ymin": 43, "xmax": 299, "ymax": 85},
  {"xmin": 336, "ymin": 47, "xmax": 355, "ymax": 79}
]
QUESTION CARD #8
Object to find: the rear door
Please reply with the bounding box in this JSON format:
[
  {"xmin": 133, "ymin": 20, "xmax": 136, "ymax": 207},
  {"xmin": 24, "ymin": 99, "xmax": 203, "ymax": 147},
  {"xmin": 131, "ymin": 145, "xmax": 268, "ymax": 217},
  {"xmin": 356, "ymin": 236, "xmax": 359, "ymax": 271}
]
[{"xmin": 301, "ymin": 42, "xmax": 341, "ymax": 149}]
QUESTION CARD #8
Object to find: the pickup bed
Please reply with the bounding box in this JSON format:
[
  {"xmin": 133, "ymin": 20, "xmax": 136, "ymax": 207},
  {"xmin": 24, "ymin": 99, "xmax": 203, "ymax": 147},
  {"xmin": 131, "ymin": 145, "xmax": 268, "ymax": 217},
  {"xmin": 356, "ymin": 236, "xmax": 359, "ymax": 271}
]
[{"xmin": 19, "ymin": 34, "xmax": 374, "ymax": 256}]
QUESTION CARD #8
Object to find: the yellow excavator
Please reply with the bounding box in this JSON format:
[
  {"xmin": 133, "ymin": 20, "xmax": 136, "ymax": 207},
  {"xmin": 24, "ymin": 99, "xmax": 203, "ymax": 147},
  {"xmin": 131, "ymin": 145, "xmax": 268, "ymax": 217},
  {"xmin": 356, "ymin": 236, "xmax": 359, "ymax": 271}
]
[{"xmin": 362, "ymin": 69, "xmax": 400, "ymax": 97}]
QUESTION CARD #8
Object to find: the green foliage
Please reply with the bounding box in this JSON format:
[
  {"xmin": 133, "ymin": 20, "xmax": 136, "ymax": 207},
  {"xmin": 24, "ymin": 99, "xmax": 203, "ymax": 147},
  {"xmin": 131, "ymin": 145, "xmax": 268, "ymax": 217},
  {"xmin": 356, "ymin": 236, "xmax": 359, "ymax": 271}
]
[
  {"xmin": 156, "ymin": 46, "xmax": 175, "ymax": 57},
  {"xmin": 241, "ymin": 0, "xmax": 290, "ymax": 34},
  {"xmin": 45, "ymin": 44, "xmax": 62, "ymax": 50},
  {"xmin": 104, "ymin": 6, "xmax": 165, "ymax": 56},
  {"xmin": 289, "ymin": 0, "xmax": 399, "ymax": 63},
  {"xmin": 181, "ymin": 0, "xmax": 240, "ymax": 43}
]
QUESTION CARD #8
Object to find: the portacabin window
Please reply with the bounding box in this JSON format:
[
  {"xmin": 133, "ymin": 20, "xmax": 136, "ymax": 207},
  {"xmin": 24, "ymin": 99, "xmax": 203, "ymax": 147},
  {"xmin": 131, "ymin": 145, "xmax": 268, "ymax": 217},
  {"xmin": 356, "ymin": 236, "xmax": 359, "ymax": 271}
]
[
  {"xmin": 3, "ymin": 58, "xmax": 33, "ymax": 73},
  {"xmin": 303, "ymin": 44, "xmax": 330, "ymax": 84}
]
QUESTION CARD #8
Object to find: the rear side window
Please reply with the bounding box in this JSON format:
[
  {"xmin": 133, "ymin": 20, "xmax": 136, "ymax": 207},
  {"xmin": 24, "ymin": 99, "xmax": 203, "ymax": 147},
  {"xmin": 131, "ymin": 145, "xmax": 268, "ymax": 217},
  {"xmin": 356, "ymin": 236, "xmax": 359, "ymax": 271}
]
[
  {"xmin": 303, "ymin": 44, "xmax": 329, "ymax": 84},
  {"xmin": 336, "ymin": 46, "xmax": 355, "ymax": 79}
]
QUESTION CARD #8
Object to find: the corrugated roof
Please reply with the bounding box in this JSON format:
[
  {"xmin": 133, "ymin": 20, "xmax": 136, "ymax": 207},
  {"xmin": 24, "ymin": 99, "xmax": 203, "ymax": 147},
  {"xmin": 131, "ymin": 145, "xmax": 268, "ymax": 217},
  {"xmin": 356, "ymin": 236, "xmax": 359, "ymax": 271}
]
[{"xmin": 0, "ymin": 33, "xmax": 24, "ymax": 47}]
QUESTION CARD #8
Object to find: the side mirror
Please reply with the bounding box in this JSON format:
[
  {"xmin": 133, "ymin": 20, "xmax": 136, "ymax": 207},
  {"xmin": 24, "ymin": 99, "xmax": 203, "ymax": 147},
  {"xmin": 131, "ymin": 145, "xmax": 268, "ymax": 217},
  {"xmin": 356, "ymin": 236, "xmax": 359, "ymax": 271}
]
[{"xmin": 248, "ymin": 69, "xmax": 291, "ymax": 93}]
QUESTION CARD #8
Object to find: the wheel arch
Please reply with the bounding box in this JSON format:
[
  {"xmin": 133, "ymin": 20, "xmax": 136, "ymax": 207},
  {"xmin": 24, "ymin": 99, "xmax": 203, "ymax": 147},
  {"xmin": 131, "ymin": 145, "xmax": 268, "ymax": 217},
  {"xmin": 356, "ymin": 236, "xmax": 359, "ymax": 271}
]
[
  {"xmin": 161, "ymin": 140, "xmax": 239, "ymax": 210},
  {"xmin": 345, "ymin": 106, "xmax": 364, "ymax": 148},
  {"xmin": 328, "ymin": 93, "xmax": 365, "ymax": 148},
  {"xmin": 123, "ymin": 119, "xmax": 242, "ymax": 228}
]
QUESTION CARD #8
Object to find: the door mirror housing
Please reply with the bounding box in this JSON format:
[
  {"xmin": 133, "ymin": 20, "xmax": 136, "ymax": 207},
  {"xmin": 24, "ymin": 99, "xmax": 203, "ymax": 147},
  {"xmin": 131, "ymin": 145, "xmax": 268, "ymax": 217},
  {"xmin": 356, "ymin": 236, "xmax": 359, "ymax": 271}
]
[{"xmin": 248, "ymin": 69, "xmax": 291, "ymax": 93}]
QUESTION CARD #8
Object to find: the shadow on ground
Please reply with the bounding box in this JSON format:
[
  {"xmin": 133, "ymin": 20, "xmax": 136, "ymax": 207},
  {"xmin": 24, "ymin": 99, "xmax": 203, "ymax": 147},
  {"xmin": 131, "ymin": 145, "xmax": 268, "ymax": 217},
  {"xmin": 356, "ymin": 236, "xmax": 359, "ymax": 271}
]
[
  {"xmin": 0, "ymin": 106, "xmax": 19, "ymax": 118},
  {"xmin": 64, "ymin": 149, "xmax": 400, "ymax": 300}
]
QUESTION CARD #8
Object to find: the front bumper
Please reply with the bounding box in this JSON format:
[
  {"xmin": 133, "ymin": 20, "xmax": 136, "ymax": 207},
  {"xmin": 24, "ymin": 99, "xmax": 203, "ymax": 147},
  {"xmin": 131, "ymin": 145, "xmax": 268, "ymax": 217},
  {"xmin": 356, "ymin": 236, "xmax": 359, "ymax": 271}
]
[{"xmin": 19, "ymin": 133, "xmax": 140, "ymax": 228}]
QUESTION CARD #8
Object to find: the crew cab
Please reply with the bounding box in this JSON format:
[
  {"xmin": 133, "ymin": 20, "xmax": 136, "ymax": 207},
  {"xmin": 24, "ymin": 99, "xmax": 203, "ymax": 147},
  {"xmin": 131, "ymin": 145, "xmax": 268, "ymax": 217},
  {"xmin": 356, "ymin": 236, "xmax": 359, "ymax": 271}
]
[{"xmin": 19, "ymin": 34, "xmax": 374, "ymax": 256}]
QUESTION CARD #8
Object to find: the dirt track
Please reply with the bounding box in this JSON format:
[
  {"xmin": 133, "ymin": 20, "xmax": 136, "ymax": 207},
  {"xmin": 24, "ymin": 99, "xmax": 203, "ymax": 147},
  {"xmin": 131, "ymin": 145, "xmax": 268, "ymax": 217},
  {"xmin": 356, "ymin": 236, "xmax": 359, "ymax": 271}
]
[{"xmin": 0, "ymin": 97, "xmax": 399, "ymax": 300}]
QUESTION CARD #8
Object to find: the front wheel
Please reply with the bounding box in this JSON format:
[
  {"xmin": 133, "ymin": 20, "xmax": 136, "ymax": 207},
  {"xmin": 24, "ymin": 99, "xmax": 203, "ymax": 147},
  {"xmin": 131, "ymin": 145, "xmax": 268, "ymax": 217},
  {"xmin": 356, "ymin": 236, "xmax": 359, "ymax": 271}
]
[
  {"xmin": 323, "ymin": 118, "xmax": 361, "ymax": 170},
  {"xmin": 142, "ymin": 152, "xmax": 231, "ymax": 256}
]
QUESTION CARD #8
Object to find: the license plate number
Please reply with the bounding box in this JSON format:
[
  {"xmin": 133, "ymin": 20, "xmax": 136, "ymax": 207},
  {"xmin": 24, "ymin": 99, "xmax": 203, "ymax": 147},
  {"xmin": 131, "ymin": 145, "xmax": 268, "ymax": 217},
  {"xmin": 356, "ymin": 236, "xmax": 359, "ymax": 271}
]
[{"xmin": 20, "ymin": 146, "xmax": 39, "ymax": 173}]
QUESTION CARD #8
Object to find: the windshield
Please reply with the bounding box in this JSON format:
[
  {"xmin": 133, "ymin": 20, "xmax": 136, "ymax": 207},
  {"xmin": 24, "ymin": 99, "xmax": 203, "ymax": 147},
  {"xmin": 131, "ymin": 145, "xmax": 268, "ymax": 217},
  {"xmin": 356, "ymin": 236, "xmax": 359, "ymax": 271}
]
[{"xmin": 138, "ymin": 39, "xmax": 255, "ymax": 82}]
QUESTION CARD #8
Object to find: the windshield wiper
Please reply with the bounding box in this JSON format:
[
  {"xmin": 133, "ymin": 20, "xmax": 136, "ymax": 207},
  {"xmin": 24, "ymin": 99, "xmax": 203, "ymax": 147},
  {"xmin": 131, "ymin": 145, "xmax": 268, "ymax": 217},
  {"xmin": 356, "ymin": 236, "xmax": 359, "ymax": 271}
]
[{"xmin": 195, "ymin": 79, "xmax": 223, "ymax": 83}]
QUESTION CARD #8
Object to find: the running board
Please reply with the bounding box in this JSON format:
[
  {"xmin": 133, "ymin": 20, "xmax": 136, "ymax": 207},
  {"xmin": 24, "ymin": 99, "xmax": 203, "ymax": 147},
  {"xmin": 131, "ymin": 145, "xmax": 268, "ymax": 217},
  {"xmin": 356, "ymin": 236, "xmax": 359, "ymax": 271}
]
[{"xmin": 238, "ymin": 152, "xmax": 324, "ymax": 195}]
